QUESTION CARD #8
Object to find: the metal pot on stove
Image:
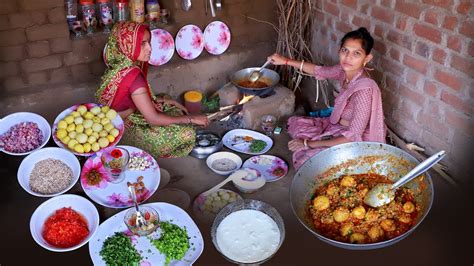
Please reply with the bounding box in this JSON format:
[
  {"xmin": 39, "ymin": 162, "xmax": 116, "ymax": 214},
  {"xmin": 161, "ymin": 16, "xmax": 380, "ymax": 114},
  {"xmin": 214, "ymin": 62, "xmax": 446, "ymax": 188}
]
[
  {"xmin": 190, "ymin": 130, "xmax": 223, "ymax": 159},
  {"xmin": 231, "ymin": 67, "xmax": 280, "ymax": 96}
]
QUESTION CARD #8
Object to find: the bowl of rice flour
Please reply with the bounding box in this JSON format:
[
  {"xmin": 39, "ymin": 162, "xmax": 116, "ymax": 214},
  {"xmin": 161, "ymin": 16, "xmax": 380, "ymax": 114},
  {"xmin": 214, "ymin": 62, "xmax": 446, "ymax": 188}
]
[
  {"xmin": 206, "ymin": 151, "xmax": 242, "ymax": 175},
  {"xmin": 17, "ymin": 147, "xmax": 81, "ymax": 197}
]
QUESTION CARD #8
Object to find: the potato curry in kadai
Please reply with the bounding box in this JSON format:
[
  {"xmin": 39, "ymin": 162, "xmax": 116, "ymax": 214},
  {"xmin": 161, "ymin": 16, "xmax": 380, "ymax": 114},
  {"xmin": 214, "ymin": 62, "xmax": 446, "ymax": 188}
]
[{"xmin": 309, "ymin": 173, "xmax": 419, "ymax": 244}]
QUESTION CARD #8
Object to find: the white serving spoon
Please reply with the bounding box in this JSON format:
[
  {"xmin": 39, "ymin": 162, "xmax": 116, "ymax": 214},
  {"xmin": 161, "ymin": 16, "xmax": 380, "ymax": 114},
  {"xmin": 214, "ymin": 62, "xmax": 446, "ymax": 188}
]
[
  {"xmin": 201, "ymin": 170, "xmax": 248, "ymax": 197},
  {"xmin": 364, "ymin": 150, "xmax": 446, "ymax": 208}
]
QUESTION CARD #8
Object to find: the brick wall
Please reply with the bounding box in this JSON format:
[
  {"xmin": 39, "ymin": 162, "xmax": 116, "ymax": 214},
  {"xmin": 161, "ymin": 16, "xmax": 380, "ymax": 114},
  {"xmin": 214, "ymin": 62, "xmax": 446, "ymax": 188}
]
[
  {"xmin": 311, "ymin": 1, "xmax": 473, "ymax": 186},
  {"xmin": 0, "ymin": 0, "xmax": 71, "ymax": 90},
  {"xmin": 0, "ymin": 0, "xmax": 277, "ymax": 95}
]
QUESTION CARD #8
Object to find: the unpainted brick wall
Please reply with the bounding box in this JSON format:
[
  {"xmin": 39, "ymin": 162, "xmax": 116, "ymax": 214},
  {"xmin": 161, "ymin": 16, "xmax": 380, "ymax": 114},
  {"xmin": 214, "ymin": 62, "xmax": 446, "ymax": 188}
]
[
  {"xmin": 0, "ymin": 0, "xmax": 278, "ymax": 93},
  {"xmin": 310, "ymin": 1, "xmax": 473, "ymax": 186}
]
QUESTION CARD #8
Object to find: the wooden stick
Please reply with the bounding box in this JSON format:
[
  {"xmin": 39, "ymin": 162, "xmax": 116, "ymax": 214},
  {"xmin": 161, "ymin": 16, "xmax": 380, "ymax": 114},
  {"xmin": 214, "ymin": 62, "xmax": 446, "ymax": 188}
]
[
  {"xmin": 206, "ymin": 113, "xmax": 219, "ymax": 120},
  {"xmin": 219, "ymin": 105, "xmax": 236, "ymax": 111},
  {"xmin": 387, "ymin": 127, "xmax": 458, "ymax": 187}
]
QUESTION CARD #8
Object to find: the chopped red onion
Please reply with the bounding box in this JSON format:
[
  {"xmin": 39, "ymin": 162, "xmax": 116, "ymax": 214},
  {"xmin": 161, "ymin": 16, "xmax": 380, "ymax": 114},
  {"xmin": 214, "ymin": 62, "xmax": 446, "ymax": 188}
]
[{"xmin": 0, "ymin": 122, "xmax": 44, "ymax": 153}]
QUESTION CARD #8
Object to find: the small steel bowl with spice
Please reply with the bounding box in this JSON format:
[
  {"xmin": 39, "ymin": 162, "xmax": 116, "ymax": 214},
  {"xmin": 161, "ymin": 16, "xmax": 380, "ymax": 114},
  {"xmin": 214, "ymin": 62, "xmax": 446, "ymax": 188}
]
[{"xmin": 190, "ymin": 130, "xmax": 223, "ymax": 159}]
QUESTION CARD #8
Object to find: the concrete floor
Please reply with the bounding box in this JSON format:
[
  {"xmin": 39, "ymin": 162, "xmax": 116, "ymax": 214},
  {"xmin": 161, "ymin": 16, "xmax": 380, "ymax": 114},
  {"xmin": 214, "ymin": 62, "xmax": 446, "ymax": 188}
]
[{"xmin": 0, "ymin": 119, "xmax": 470, "ymax": 265}]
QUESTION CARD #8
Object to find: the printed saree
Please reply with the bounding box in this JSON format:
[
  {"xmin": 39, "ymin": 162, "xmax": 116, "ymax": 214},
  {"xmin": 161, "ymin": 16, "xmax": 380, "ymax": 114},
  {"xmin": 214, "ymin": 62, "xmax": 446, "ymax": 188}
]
[{"xmin": 96, "ymin": 22, "xmax": 195, "ymax": 158}]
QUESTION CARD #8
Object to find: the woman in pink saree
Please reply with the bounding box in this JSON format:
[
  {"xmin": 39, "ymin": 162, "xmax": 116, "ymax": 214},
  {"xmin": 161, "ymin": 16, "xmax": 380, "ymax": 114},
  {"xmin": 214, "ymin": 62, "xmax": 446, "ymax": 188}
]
[{"xmin": 269, "ymin": 27, "xmax": 386, "ymax": 169}]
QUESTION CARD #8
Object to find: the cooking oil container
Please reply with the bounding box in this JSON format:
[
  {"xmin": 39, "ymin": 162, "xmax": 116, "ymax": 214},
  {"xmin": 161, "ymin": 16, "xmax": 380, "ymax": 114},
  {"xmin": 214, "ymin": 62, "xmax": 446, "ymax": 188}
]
[{"xmin": 184, "ymin": 90, "xmax": 203, "ymax": 114}]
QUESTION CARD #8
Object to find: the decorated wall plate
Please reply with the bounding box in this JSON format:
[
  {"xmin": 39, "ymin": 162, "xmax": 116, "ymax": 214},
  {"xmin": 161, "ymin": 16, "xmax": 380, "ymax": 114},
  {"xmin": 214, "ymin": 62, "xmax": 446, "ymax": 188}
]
[
  {"xmin": 149, "ymin": 29, "xmax": 175, "ymax": 66},
  {"xmin": 175, "ymin": 24, "xmax": 204, "ymax": 60},
  {"xmin": 102, "ymin": 43, "xmax": 108, "ymax": 66},
  {"xmin": 204, "ymin": 21, "xmax": 231, "ymax": 55}
]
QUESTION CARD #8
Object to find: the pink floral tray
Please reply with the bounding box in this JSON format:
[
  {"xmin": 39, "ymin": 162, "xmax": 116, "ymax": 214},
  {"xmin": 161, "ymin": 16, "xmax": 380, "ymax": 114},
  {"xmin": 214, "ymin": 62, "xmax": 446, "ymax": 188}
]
[
  {"xmin": 242, "ymin": 155, "xmax": 288, "ymax": 182},
  {"xmin": 80, "ymin": 145, "xmax": 160, "ymax": 208}
]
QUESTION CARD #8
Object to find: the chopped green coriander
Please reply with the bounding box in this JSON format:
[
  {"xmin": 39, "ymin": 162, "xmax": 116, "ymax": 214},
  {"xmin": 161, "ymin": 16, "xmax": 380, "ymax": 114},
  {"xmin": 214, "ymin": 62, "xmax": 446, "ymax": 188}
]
[
  {"xmin": 150, "ymin": 221, "xmax": 190, "ymax": 266},
  {"xmin": 100, "ymin": 232, "xmax": 142, "ymax": 266},
  {"xmin": 249, "ymin": 139, "xmax": 267, "ymax": 153}
]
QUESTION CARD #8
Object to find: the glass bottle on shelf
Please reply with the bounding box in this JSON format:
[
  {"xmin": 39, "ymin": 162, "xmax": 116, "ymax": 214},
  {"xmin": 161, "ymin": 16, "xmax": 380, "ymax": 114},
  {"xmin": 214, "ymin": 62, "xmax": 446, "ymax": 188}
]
[
  {"xmin": 80, "ymin": 0, "xmax": 97, "ymax": 35},
  {"xmin": 146, "ymin": 0, "xmax": 160, "ymax": 29},
  {"xmin": 130, "ymin": 0, "xmax": 145, "ymax": 23},
  {"xmin": 65, "ymin": 0, "xmax": 82, "ymax": 37},
  {"xmin": 98, "ymin": 0, "xmax": 113, "ymax": 32},
  {"xmin": 159, "ymin": 8, "xmax": 169, "ymax": 24},
  {"xmin": 114, "ymin": 0, "xmax": 130, "ymax": 22}
]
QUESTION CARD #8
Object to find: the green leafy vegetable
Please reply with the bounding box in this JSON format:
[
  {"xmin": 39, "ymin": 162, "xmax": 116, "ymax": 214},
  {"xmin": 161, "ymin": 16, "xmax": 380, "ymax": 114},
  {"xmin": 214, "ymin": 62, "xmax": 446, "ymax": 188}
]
[
  {"xmin": 249, "ymin": 139, "xmax": 267, "ymax": 153},
  {"xmin": 201, "ymin": 94, "xmax": 220, "ymax": 113},
  {"xmin": 100, "ymin": 232, "xmax": 142, "ymax": 266},
  {"xmin": 150, "ymin": 221, "xmax": 190, "ymax": 266}
]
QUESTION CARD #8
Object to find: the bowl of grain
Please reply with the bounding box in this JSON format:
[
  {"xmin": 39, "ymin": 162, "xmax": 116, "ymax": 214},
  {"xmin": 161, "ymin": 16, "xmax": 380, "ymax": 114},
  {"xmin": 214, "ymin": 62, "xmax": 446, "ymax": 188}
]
[
  {"xmin": 206, "ymin": 151, "xmax": 242, "ymax": 176},
  {"xmin": 17, "ymin": 147, "xmax": 81, "ymax": 197}
]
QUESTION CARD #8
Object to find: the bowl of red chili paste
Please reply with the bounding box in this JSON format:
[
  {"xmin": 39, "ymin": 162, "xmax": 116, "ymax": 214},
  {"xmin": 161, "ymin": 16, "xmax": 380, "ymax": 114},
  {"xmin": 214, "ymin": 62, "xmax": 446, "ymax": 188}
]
[{"xmin": 30, "ymin": 194, "xmax": 99, "ymax": 252}]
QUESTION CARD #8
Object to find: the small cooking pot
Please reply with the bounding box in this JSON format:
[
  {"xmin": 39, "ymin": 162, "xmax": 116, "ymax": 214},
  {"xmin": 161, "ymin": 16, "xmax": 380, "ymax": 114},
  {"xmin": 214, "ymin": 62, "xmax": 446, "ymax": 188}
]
[
  {"xmin": 190, "ymin": 130, "xmax": 223, "ymax": 159},
  {"xmin": 231, "ymin": 67, "xmax": 280, "ymax": 96}
]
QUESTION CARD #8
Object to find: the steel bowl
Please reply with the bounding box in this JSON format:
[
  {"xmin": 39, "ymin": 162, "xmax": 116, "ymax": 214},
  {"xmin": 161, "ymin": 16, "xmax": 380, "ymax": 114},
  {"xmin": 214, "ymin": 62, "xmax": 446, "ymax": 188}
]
[
  {"xmin": 190, "ymin": 130, "xmax": 223, "ymax": 159},
  {"xmin": 290, "ymin": 142, "xmax": 434, "ymax": 250},
  {"xmin": 231, "ymin": 67, "xmax": 280, "ymax": 96}
]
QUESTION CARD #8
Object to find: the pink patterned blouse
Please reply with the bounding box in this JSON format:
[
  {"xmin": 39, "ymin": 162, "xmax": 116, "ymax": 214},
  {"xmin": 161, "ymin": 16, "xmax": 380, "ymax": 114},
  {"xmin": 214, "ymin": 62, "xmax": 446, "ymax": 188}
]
[{"xmin": 314, "ymin": 64, "xmax": 386, "ymax": 143}]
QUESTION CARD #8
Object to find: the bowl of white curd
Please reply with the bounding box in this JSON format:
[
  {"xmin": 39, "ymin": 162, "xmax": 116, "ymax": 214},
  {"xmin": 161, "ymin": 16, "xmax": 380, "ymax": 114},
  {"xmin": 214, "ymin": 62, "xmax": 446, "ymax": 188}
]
[{"xmin": 211, "ymin": 199, "xmax": 285, "ymax": 265}]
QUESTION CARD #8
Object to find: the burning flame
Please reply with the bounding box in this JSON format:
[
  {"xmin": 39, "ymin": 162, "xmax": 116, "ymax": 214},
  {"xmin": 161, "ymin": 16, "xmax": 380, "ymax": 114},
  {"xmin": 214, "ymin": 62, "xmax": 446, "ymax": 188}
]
[{"xmin": 238, "ymin": 95, "xmax": 255, "ymax": 105}]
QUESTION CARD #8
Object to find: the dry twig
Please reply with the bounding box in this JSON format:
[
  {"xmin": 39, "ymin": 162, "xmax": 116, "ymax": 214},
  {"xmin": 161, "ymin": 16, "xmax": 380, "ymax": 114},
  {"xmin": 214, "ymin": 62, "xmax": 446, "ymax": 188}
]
[{"xmin": 275, "ymin": 0, "xmax": 314, "ymax": 89}]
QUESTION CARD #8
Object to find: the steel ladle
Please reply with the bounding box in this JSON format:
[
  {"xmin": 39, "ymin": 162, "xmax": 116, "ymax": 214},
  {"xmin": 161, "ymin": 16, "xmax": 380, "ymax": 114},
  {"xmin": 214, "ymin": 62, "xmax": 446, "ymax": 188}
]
[
  {"xmin": 364, "ymin": 150, "xmax": 446, "ymax": 208},
  {"xmin": 248, "ymin": 60, "xmax": 271, "ymax": 83}
]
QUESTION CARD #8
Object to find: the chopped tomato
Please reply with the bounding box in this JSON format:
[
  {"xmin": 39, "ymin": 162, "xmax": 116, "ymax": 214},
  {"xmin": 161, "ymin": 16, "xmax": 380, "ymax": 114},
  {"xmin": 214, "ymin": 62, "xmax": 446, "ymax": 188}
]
[{"xmin": 42, "ymin": 207, "xmax": 89, "ymax": 248}]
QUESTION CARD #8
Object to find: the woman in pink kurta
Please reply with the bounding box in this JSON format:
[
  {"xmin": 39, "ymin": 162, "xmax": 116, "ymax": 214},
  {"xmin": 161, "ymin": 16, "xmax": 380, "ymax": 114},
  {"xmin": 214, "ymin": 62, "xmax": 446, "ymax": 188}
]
[{"xmin": 269, "ymin": 27, "xmax": 386, "ymax": 169}]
